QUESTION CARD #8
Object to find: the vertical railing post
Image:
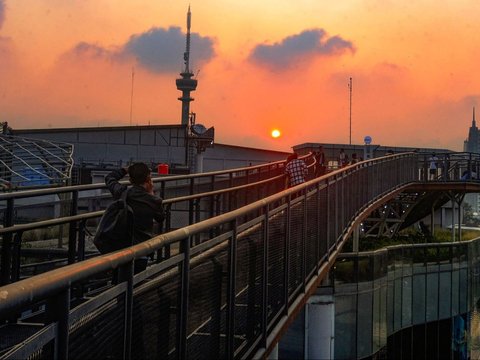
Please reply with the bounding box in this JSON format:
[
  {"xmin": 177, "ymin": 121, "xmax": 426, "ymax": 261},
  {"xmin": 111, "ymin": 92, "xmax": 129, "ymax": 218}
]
[
  {"xmin": 334, "ymin": 175, "xmax": 339, "ymax": 248},
  {"xmin": 1, "ymin": 198, "xmax": 14, "ymax": 285},
  {"xmin": 284, "ymin": 195, "xmax": 291, "ymax": 310},
  {"xmin": 11, "ymin": 231, "xmax": 23, "ymax": 282},
  {"xmin": 46, "ymin": 288, "xmax": 71, "ymax": 360},
  {"xmin": 160, "ymin": 180, "xmax": 166, "ymax": 199},
  {"xmin": 261, "ymin": 205, "xmax": 269, "ymax": 349},
  {"xmin": 316, "ymin": 182, "xmax": 321, "ymax": 269},
  {"xmin": 77, "ymin": 220, "xmax": 86, "ymax": 262},
  {"xmin": 177, "ymin": 236, "xmax": 191, "ymax": 360},
  {"xmin": 68, "ymin": 190, "xmax": 79, "ymax": 264},
  {"xmin": 226, "ymin": 219, "xmax": 238, "ymax": 360},
  {"xmin": 302, "ymin": 190, "xmax": 307, "ymax": 290}
]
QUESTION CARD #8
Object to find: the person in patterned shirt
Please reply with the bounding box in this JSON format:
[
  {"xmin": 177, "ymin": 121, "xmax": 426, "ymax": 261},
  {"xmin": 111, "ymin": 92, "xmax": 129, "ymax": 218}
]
[{"xmin": 285, "ymin": 152, "xmax": 308, "ymax": 188}]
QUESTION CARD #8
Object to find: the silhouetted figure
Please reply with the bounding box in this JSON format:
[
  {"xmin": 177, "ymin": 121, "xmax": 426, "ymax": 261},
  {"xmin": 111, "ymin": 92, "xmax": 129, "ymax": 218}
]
[
  {"xmin": 315, "ymin": 146, "xmax": 326, "ymax": 176},
  {"xmin": 350, "ymin": 153, "xmax": 358, "ymax": 164},
  {"xmin": 428, "ymin": 153, "xmax": 439, "ymax": 180},
  {"xmin": 419, "ymin": 221, "xmax": 431, "ymax": 241},
  {"xmin": 284, "ymin": 153, "xmax": 308, "ymax": 188},
  {"xmin": 338, "ymin": 148, "xmax": 348, "ymax": 168},
  {"xmin": 105, "ymin": 162, "xmax": 164, "ymax": 274}
]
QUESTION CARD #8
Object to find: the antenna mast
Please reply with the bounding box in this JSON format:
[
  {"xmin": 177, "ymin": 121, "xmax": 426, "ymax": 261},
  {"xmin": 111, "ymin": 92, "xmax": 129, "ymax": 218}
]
[
  {"xmin": 349, "ymin": 77, "xmax": 352, "ymax": 145},
  {"xmin": 184, "ymin": 5, "xmax": 191, "ymax": 73},
  {"xmin": 176, "ymin": 5, "xmax": 198, "ymax": 126}
]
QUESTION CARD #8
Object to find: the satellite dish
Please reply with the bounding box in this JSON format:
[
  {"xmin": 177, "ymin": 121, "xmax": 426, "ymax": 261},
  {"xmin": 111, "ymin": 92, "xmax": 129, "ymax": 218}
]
[{"xmin": 191, "ymin": 124, "xmax": 207, "ymax": 135}]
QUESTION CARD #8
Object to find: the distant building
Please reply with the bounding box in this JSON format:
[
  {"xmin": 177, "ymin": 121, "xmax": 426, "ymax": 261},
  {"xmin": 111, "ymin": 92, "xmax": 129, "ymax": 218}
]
[
  {"xmin": 463, "ymin": 107, "xmax": 480, "ymax": 214},
  {"xmin": 464, "ymin": 108, "xmax": 479, "ymax": 153}
]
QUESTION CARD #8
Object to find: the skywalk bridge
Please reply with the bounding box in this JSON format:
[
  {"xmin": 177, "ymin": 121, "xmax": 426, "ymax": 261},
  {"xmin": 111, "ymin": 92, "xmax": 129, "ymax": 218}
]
[{"xmin": 0, "ymin": 152, "xmax": 480, "ymax": 359}]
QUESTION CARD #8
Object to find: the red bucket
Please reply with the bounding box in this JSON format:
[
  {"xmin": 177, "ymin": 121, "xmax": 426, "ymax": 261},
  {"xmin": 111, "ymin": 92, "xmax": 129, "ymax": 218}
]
[{"xmin": 157, "ymin": 163, "xmax": 169, "ymax": 175}]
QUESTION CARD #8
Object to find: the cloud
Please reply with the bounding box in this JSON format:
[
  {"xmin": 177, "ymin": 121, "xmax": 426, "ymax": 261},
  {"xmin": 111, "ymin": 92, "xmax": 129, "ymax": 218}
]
[
  {"xmin": 66, "ymin": 26, "xmax": 215, "ymax": 74},
  {"xmin": 249, "ymin": 29, "xmax": 355, "ymax": 70},
  {"xmin": 0, "ymin": 0, "xmax": 5, "ymax": 29},
  {"xmin": 71, "ymin": 42, "xmax": 112, "ymax": 60}
]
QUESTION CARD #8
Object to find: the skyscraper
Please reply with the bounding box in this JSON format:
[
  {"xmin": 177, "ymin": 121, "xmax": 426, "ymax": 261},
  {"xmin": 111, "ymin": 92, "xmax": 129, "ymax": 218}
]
[{"xmin": 464, "ymin": 108, "xmax": 479, "ymax": 153}]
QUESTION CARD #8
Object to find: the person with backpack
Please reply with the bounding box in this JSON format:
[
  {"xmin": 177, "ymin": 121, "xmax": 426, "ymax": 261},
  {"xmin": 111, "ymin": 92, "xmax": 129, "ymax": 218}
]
[{"xmin": 102, "ymin": 162, "xmax": 164, "ymax": 274}]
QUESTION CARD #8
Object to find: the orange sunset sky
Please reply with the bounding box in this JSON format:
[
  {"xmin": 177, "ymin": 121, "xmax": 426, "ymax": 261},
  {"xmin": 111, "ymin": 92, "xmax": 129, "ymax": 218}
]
[{"xmin": 0, "ymin": 0, "xmax": 479, "ymax": 152}]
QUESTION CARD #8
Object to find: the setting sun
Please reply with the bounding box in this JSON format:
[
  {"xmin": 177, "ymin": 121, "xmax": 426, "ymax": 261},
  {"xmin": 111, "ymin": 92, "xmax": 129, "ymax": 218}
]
[{"xmin": 271, "ymin": 129, "xmax": 281, "ymax": 138}]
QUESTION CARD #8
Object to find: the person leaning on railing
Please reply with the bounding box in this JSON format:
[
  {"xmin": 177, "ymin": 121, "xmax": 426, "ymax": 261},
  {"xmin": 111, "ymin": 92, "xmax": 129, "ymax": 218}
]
[
  {"xmin": 284, "ymin": 152, "xmax": 308, "ymax": 189},
  {"xmin": 105, "ymin": 162, "xmax": 165, "ymax": 274}
]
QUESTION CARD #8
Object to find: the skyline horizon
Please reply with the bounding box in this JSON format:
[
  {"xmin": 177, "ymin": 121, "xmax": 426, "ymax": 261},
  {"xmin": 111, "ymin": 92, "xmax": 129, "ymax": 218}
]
[{"xmin": 1, "ymin": 1, "xmax": 479, "ymax": 152}]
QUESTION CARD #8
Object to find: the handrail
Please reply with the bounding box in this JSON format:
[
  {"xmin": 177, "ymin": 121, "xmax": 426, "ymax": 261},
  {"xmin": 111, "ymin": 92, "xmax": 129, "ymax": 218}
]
[
  {"xmin": 0, "ymin": 152, "xmax": 438, "ymax": 359},
  {"xmin": 0, "ymin": 152, "xmax": 415, "ymax": 314},
  {"xmin": 0, "ymin": 155, "xmax": 314, "ymax": 236},
  {"xmin": 0, "ymin": 153, "xmax": 312, "ymax": 199}
]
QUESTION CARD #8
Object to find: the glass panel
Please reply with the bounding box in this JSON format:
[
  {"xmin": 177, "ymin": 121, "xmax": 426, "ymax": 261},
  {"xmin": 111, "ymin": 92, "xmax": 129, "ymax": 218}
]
[
  {"xmin": 438, "ymin": 246, "xmax": 452, "ymax": 272},
  {"xmin": 413, "ymin": 247, "xmax": 426, "ymax": 274},
  {"xmin": 372, "ymin": 287, "xmax": 381, "ymax": 353},
  {"xmin": 402, "ymin": 276, "xmax": 412, "ymax": 327},
  {"xmin": 334, "ymin": 295, "xmax": 357, "ymax": 359},
  {"xmin": 334, "ymin": 257, "xmax": 356, "ymax": 286},
  {"xmin": 412, "ymin": 274, "xmax": 426, "ymax": 325},
  {"xmin": 426, "ymin": 247, "xmax": 439, "ymax": 273},
  {"xmin": 387, "ymin": 278, "xmax": 394, "ymax": 334},
  {"xmin": 459, "ymin": 269, "xmax": 468, "ymax": 313},
  {"xmin": 402, "ymin": 248, "xmax": 413, "ymax": 277},
  {"xmin": 357, "ymin": 292, "xmax": 373, "ymax": 358},
  {"xmin": 451, "ymin": 269, "xmax": 459, "ymax": 316},
  {"xmin": 426, "ymin": 273, "xmax": 439, "ymax": 322},
  {"xmin": 438, "ymin": 271, "xmax": 451, "ymax": 319},
  {"xmin": 394, "ymin": 278, "xmax": 402, "ymax": 331},
  {"xmin": 358, "ymin": 256, "xmax": 373, "ymax": 292},
  {"xmin": 380, "ymin": 284, "xmax": 388, "ymax": 349}
]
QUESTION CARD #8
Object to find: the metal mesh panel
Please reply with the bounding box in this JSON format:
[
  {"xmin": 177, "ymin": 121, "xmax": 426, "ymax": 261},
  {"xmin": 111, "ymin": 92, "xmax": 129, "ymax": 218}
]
[
  {"xmin": 267, "ymin": 208, "xmax": 287, "ymax": 324},
  {"xmin": 131, "ymin": 277, "xmax": 180, "ymax": 360},
  {"xmin": 318, "ymin": 186, "xmax": 328, "ymax": 260},
  {"xmin": 187, "ymin": 250, "xmax": 228, "ymax": 360},
  {"xmin": 233, "ymin": 225, "xmax": 264, "ymax": 357},
  {"xmin": 0, "ymin": 324, "xmax": 48, "ymax": 359},
  {"xmin": 69, "ymin": 297, "xmax": 126, "ymax": 360},
  {"xmin": 328, "ymin": 181, "xmax": 337, "ymax": 250},
  {"xmin": 288, "ymin": 199, "xmax": 304, "ymax": 298},
  {"xmin": 305, "ymin": 192, "xmax": 318, "ymax": 277}
]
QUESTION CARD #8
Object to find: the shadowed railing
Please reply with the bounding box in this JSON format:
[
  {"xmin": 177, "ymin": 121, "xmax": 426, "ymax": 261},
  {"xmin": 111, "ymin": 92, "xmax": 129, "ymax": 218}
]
[
  {"xmin": 0, "ymin": 153, "xmax": 419, "ymax": 359},
  {"xmin": 0, "ymin": 154, "xmax": 315, "ymax": 285}
]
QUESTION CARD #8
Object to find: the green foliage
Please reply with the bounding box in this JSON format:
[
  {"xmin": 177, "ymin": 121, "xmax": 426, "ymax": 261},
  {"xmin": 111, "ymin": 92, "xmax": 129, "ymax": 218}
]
[{"xmin": 348, "ymin": 226, "xmax": 480, "ymax": 252}]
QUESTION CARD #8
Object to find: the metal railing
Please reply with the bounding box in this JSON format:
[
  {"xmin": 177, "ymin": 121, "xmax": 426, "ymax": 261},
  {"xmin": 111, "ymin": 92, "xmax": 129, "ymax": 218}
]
[
  {"xmin": 0, "ymin": 153, "xmax": 418, "ymax": 359},
  {"xmin": 0, "ymin": 154, "xmax": 315, "ymax": 285}
]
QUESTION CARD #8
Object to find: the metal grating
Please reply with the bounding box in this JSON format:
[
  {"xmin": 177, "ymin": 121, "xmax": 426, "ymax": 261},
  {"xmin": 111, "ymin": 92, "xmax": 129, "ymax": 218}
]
[{"xmin": 0, "ymin": 134, "xmax": 74, "ymax": 189}]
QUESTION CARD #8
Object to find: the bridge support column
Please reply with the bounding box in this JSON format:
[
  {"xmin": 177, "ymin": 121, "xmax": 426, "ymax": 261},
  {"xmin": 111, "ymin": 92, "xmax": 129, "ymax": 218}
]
[
  {"xmin": 305, "ymin": 292, "xmax": 335, "ymax": 359},
  {"xmin": 196, "ymin": 152, "xmax": 204, "ymax": 173},
  {"xmin": 352, "ymin": 225, "xmax": 360, "ymax": 252}
]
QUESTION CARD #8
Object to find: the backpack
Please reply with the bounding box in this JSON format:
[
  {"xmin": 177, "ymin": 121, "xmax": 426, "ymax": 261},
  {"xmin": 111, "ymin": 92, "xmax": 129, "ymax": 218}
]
[{"xmin": 93, "ymin": 189, "xmax": 134, "ymax": 254}]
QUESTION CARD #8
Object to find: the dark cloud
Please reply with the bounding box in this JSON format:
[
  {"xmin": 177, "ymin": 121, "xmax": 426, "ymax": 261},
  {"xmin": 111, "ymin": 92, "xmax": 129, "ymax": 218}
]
[
  {"xmin": 0, "ymin": 0, "xmax": 5, "ymax": 29},
  {"xmin": 249, "ymin": 29, "xmax": 354, "ymax": 69},
  {"xmin": 72, "ymin": 42, "xmax": 112, "ymax": 59},
  {"xmin": 66, "ymin": 26, "xmax": 215, "ymax": 73}
]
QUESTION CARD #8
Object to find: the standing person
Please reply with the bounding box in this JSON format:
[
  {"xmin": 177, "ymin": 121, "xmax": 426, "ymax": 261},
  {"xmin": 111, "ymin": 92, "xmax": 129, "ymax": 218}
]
[
  {"xmin": 105, "ymin": 162, "xmax": 164, "ymax": 274},
  {"xmin": 285, "ymin": 152, "xmax": 308, "ymax": 188},
  {"xmin": 350, "ymin": 153, "xmax": 359, "ymax": 164},
  {"xmin": 428, "ymin": 153, "xmax": 439, "ymax": 180},
  {"xmin": 315, "ymin": 146, "xmax": 327, "ymax": 176},
  {"xmin": 338, "ymin": 148, "xmax": 349, "ymax": 168}
]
